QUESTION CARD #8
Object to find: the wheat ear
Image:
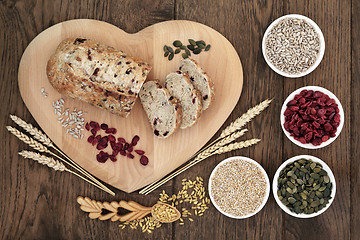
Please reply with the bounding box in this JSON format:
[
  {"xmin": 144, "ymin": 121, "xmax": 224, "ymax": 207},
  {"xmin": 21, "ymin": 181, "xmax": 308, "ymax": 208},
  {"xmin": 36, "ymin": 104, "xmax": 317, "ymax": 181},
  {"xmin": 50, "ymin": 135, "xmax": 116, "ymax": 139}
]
[
  {"xmin": 219, "ymin": 99, "xmax": 272, "ymax": 138},
  {"xmin": 19, "ymin": 151, "xmax": 106, "ymax": 190},
  {"xmin": 8, "ymin": 116, "xmax": 114, "ymax": 196},
  {"xmin": 7, "ymin": 126, "xmax": 114, "ymax": 195}
]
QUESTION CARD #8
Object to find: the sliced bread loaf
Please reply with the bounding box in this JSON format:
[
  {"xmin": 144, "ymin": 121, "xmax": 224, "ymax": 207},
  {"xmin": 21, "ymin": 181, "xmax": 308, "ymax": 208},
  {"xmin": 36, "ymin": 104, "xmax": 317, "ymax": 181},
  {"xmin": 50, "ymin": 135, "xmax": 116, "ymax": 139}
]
[
  {"xmin": 179, "ymin": 58, "xmax": 214, "ymax": 110},
  {"xmin": 139, "ymin": 80, "xmax": 182, "ymax": 138},
  {"xmin": 165, "ymin": 71, "xmax": 202, "ymax": 129}
]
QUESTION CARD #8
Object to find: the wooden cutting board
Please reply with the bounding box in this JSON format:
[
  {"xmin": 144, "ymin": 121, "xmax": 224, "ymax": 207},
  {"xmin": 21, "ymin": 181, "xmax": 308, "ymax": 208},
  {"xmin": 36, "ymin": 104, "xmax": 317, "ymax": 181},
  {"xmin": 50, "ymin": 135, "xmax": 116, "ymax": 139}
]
[{"xmin": 18, "ymin": 19, "xmax": 243, "ymax": 193}]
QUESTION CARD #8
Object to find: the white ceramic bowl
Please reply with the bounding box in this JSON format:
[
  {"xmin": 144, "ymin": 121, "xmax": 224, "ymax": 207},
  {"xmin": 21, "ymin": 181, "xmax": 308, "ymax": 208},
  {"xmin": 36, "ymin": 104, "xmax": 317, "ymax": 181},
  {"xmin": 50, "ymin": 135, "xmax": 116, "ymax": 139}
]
[
  {"xmin": 273, "ymin": 155, "xmax": 336, "ymax": 218},
  {"xmin": 208, "ymin": 156, "xmax": 270, "ymax": 219},
  {"xmin": 280, "ymin": 86, "xmax": 344, "ymax": 149},
  {"xmin": 262, "ymin": 14, "xmax": 325, "ymax": 78}
]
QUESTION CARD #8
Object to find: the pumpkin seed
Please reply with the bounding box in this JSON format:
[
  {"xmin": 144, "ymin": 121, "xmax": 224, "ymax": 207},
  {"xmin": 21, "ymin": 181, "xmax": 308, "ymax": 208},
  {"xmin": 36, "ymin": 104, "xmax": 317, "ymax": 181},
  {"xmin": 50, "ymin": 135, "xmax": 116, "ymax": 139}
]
[
  {"xmin": 187, "ymin": 45, "xmax": 195, "ymax": 51},
  {"xmin": 163, "ymin": 45, "xmax": 168, "ymax": 52},
  {"xmin": 182, "ymin": 53, "xmax": 188, "ymax": 59},
  {"xmin": 173, "ymin": 40, "xmax": 182, "ymax": 47},
  {"xmin": 287, "ymin": 181, "xmax": 295, "ymax": 188},
  {"xmin": 323, "ymin": 176, "xmax": 330, "ymax": 183},
  {"xmin": 168, "ymin": 52, "xmax": 174, "ymax": 60},
  {"xmin": 310, "ymin": 173, "xmax": 320, "ymax": 179},
  {"xmin": 180, "ymin": 45, "xmax": 186, "ymax": 50},
  {"xmin": 311, "ymin": 200, "xmax": 320, "ymax": 207},
  {"xmin": 175, "ymin": 49, "xmax": 181, "ymax": 54},
  {"xmin": 198, "ymin": 43, "xmax": 206, "ymax": 49},
  {"xmin": 185, "ymin": 49, "xmax": 191, "ymax": 56},
  {"xmin": 167, "ymin": 46, "xmax": 174, "ymax": 53},
  {"xmin": 188, "ymin": 39, "xmax": 196, "ymax": 46},
  {"xmin": 310, "ymin": 163, "xmax": 316, "ymax": 169},
  {"xmin": 193, "ymin": 48, "xmax": 202, "ymax": 54},
  {"xmin": 205, "ymin": 44, "xmax": 211, "ymax": 51},
  {"xmin": 288, "ymin": 197, "xmax": 296, "ymax": 204},
  {"xmin": 164, "ymin": 51, "xmax": 169, "ymax": 57},
  {"xmin": 319, "ymin": 186, "xmax": 327, "ymax": 192}
]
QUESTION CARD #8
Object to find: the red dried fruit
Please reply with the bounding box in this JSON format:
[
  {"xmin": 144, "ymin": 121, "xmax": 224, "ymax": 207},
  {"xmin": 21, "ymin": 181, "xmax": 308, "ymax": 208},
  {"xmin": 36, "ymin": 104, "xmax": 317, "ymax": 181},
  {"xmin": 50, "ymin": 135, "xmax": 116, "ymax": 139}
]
[
  {"xmin": 124, "ymin": 143, "xmax": 129, "ymax": 150},
  {"xmin": 116, "ymin": 142, "xmax": 123, "ymax": 150},
  {"xmin": 110, "ymin": 141, "xmax": 117, "ymax": 151},
  {"xmin": 100, "ymin": 123, "xmax": 108, "ymax": 130},
  {"xmin": 96, "ymin": 143, "xmax": 107, "ymax": 150},
  {"xmin": 109, "ymin": 155, "xmax": 117, "ymax": 162},
  {"xmin": 127, "ymin": 146, "xmax": 133, "ymax": 152},
  {"xmin": 96, "ymin": 151, "xmax": 109, "ymax": 163},
  {"xmin": 112, "ymin": 150, "xmax": 119, "ymax": 156},
  {"xmin": 96, "ymin": 135, "xmax": 102, "ymax": 141},
  {"xmin": 90, "ymin": 121, "xmax": 100, "ymax": 131},
  {"xmin": 131, "ymin": 135, "xmax": 140, "ymax": 146},
  {"xmin": 334, "ymin": 113, "xmax": 340, "ymax": 123},
  {"xmin": 317, "ymin": 109, "xmax": 326, "ymax": 117},
  {"xmin": 105, "ymin": 128, "xmax": 117, "ymax": 134},
  {"xmin": 322, "ymin": 135, "xmax": 330, "ymax": 142},
  {"xmin": 87, "ymin": 135, "xmax": 95, "ymax": 143},
  {"xmin": 140, "ymin": 156, "xmax": 149, "ymax": 166},
  {"xmin": 287, "ymin": 100, "xmax": 298, "ymax": 106},
  {"xmin": 108, "ymin": 135, "xmax": 116, "ymax": 142},
  {"xmin": 91, "ymin": 138, "xmax": 98, "ymax": 146},
  {"xmin": 119, "ymin": 150, "xmax": 126, "ymax": 156},
  {"xmin": 127, "ymin": 153, "xmax": 134, "ymax": 159},
  {"xmin": 135, "ymin": 150, "xmax": 145, "ymax": 155},
  {"xmin": 324, "ymin": 122, "xmax": 333, "ymax": 132},
  {"xmin": 91, "ymin": 129, "xmax": 97, "ymax": 136},
  {"xmin": 99, "ymin": 136, "xmax": 108, "ymax": 145},
  {"xmin": 85, "ymin": 122, "xmax": 90, "ymax": 131},
  {"xmin": 117, "ymin": 137, "xmax": 126, "ymax": 143}
]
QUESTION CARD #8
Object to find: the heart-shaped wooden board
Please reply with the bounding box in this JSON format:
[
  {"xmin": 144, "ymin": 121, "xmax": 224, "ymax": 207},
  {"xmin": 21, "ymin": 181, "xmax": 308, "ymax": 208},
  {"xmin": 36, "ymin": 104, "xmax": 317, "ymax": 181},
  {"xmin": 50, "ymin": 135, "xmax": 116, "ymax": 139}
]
[{"xmin": 18, "ymin": 19, "xmax": 243, "ymax": 193}]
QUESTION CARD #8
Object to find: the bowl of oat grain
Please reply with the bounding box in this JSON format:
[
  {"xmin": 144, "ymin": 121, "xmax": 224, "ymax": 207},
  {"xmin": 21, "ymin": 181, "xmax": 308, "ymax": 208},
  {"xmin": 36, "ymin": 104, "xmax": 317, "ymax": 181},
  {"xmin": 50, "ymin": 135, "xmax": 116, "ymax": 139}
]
[
  {"xmin": 262, "ymin": 14, "xmax": 325, "ymax": 78},
  {"xmin": 208, "ymin": 156, "xmax": 270, "ymax": 219}
]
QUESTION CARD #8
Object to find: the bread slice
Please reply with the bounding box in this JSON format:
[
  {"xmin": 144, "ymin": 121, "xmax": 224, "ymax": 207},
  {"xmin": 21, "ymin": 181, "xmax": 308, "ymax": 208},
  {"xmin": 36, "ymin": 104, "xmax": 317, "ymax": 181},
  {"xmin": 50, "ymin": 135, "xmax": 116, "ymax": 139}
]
[
  {"xmin": 47, "ymin": 37, "xmax": 151, "ymax": 118},
  {"xmin": 179, "ymin": 58, "xmax": 214, "ymax": 110},
  {"xmin": 165, "ymin": 71, "xmax": 202, "ymax": 129},
  {"xmin": 139, "ymin": 80, "xmax": 182, "ymax": 138}
]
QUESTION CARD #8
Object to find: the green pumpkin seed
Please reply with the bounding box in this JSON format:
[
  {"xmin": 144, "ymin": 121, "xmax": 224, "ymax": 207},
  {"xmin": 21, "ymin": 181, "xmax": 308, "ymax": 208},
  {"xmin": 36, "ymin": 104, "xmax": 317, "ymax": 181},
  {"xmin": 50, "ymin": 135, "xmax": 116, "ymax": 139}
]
[
  {"xmin": 316, "ymin": 191, "xmax": 323, "ymax": 198},
  {"xmin": 310, "ymin": 173, "xmax": 320, "ymax": 179},
  {"xmin": 168, "ymin": 52, "xmax": 174, "ymax": 60},
  {"xmin": 319, "ymin": 186, "xmax": 327, "ymax": 192},
  {"xmin": 297, "ymin": 179, "xmax": 304, "ymax": 185},
  {"xmin": 323, "ymin": 176, "xmax": 330, "ymax": 183},
  {"xmin": 175, "ymin": 49, "xmax": 181, "ymax": 54},
  {"xmin": 311, "ymin": 200, "xmax": 320, "ymax": 207},
  {"xmin": 173, "ymin": 40, "xmax": 182, "ymax": 47},
  {"xmin": 287, "ymin": 181, "xmax": 295, "ymax": 188},
  {"xmin": 310, "ymin": 163, "xmax": 316, "ymax": 169},
  {"xmin": 205, "ymin": 44, "xmax": 211, "ymax": 51},
  {"xmin": 300, "ymin": 192, "xmax": 307, "ymax": 199},
  {"xmin": 198, "ymin": 43, "xmax": 206, "ymax": 49},
  {"xmin": 313, "ymin": 184, "xmax": 320, "ymax": 190},
  {"xmin": 188, "ymin": 39, "xmax": 196, "ymax": 46},
  {"xmin": 164, "ymin": 51, "xmax": 169, "ymax": 57},
  {"xmin": 193, "ymin": 48, "xmax": 202, "ymax": 54},
  {"xmin": 167, "ymin": 46, "xmax": 174, "ymax": 53},
  {"xmin": 187, "ymin": 44, "xmax": 195, "ymax": 51},
  {"xmin": 185, "ymin": 49, "xmax": 191, "ymax": 56},
  {"xmin": 182, "ymin": 53, "xmax": 188, "ymax": 59},
  {"xmin": 163, "ymin": 45, "xmax": 168, "ymax": 52},
  {"xmin": 323, "ymin": 188, "xmax": 330, "ymax": 197},
  {"xmin": 180, "ymin": 45, "xmax": 186, "ymax": 50},
  {"xmin": 319, "ymin": 170, "xmax": 327, "ymax": 176},
  {"xmin": 288, "ymin": 197, "xmax": 296, "ymax": 204}
]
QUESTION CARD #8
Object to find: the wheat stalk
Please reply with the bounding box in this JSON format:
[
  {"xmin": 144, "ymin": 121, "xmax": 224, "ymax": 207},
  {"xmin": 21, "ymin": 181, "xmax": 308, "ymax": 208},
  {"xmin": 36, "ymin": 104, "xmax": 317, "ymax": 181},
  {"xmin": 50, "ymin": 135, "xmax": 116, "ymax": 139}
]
[
  {"xmin": 219, "ymin": 99, "xmax": 272, "ymax": 139},
  {"xmin": 196, "ymin": 129, "xmax": 248, "ymax": 160},
  {"xmin": 7, "ymin": 125, "xmax": 114, "ymax": 195},
  {"xmin": 10, "ymin": 115, "xmax": 53, "ymax": 147},
  {"xmin": 140, "ymin": 138, "xmax": 261, "ymax": 195},
  {"xmin": 19, "ymin": 150, "xmax": 106, "ymax": 190},
  {"xmin": 8, "ymin": 115, "xmax": 114, "ymax": 196}
]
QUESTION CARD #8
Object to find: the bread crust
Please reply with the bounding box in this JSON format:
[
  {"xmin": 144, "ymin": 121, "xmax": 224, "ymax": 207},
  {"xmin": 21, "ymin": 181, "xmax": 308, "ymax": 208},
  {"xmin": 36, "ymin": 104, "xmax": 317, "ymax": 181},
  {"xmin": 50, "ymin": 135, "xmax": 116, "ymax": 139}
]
[{"xmin": 46, "ymin": 37, "xmax": 151, "ymax": 118}]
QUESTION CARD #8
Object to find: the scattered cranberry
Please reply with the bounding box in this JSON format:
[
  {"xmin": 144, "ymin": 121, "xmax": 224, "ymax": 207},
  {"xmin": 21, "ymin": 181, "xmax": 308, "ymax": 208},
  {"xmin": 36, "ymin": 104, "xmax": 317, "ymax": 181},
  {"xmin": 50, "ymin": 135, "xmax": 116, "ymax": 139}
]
[
  {"xmin": 109, "ymin": 155, "xmax": 117, "ymax": 162},
  {"xmin": 87, "ymin": 135, "xmax": 95, "ymax": 143},
  {"xmin": 119, "ymin": 150, "xmax": 126, "ymax": 156},
  {"xmin": 105, "ymin": 128, "xmax": 117, "ymax": 134},
  {"xmin": 131, "ymin": 135, "xmax": 140, "ymax": 146},
  {"xmin": 284, "ymin": 89, "xmax": 340, "ymax": 146},
  {"xmin": 140, "ymin": 156, "xmax": 149, "ymax": 166},
  {"xmin": 124, "ymin": 143, "xmax": 129, "ymax": 150},
  {"xmin": 100, "ymin": 123, "xmax": 108, "ymax": 130},
  {"xmin": 108, "ymin": 135, "xmax": 116, "ymax": 142},
  {"xmin": 135, "ymin": 150, "xmax": 145, "ymax": 155},
  {"xmin": 127, "ymin": 146, "xmax": 133, "ymax": 152},
  {"xmin": 127, "ymin": 153, "xmax": 134, "ymax": 159},
  {"xmin": 91, "ymin": 129, "xmax": 97, "ymax": 136},
  {"xmin": 117, "ymin": 137, "xmax": 126, "ymax": 143},
  {"xmin": 85, "ymin": 122, "xmax": 90, "ymax": 131}
]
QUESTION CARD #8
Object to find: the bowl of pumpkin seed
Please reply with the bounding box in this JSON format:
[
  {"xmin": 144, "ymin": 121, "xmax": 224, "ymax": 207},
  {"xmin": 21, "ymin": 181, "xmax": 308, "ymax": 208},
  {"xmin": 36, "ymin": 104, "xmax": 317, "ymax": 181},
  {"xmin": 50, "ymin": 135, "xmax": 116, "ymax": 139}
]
[{"xmin": 272, "ymin": 155, "xmax": 336, "ymax": 218}]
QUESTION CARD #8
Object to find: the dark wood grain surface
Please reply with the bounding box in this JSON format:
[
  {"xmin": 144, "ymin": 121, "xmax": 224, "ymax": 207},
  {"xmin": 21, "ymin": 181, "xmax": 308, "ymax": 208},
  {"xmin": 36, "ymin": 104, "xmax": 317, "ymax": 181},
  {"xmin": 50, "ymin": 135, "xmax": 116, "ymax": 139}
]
[{"xmin": 0, "ymin": 0, "xmax": 357, "ymax": 239}]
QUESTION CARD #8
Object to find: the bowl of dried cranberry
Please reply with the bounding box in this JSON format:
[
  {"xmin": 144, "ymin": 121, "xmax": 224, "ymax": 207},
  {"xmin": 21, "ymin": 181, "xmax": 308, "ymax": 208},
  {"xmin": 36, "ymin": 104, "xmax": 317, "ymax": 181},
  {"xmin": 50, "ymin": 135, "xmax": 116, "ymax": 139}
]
[{"xmin": 281, "ymin": 86, "xmax": 344, "ymax": 149}]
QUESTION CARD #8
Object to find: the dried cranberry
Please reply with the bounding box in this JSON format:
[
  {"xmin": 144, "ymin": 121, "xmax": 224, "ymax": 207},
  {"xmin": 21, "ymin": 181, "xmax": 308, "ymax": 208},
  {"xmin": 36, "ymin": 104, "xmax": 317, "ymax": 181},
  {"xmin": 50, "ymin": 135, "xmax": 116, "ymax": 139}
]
[
  {"xmin": 140, "ymin": 156, "xmax": 149, "ymax": 166},
  {"xmin": 118, "ymin": 137, "xmax": 126, "ymax": 143},
  {"xmin": 91, "ymin": 129, "xmax": 97, "ymax": 136},
  {"xmin": 124, "ymin": 143, "xmax": 129, "ymax": 150},
  {"xmin": 135, "ymin": 150, "xmax": 145, "ymax": 155},
  {"xmin": 287, "ymin": 100, "xmax": 298, "ymax": 106},
  {"xmin": 109, "ymin": 155, "xmax": 117, "ymax": 162},
  {"xmin": 110, "ymin": 141, "xmax": 117, "ymax": 151},
  {"xmin": 96, "ymin": 143, "xmax": 107, "ymax": 150},
  {"xmin": 106, "ymin": 128, "xmax": 117, "ymax": 134},
  {"xmin": 99, "ymin": 136, "xmax": 108, "ymax": 145},
  {"xmin": 91, "ymin": 138, "xmax": 98, "ymax": 146},
  {"xmin": 85, "ymin": 122, "xmax": 90, "ymax": 131},
  {"xmin": 119, "ymin": 150, "xmax": 126, "ymax": 156},
  {"xmin": 324, "ymin": 123, "xmax": 333, "ymax": 132},
  {"xmin": 96, "ymin": 135, "xmax": 102, "ymax": 141},
  {"xmin": 116, "ymin": 142, "xmax": 123, "ymax": 150},
  {"xmin": 108, "ymin": 135, "xmax": 116, "ymax": 142},
  {"xmin": 334, "ymin": 114, "xmax": 341, "ymax": 123},
  {"xmin": 96, "ymin": 151, "xmax": 108, "ymax": 163},
  {"xmin": 131, "ymin": 135, "xmax": 140, "ymax": 146},
  {"xmin": 90, "ymin": 121, "xmax": 100, "ymax": 131},
  {"xmin": 112, "ymin": 150, "xmax": 119, "ymax": 156},
  {"xmin": 127, "ymin": 146, "xmax": 133, "ymax": 152},
  {"xmin": 101, "ymin": 123, "xmax": 108, "ymax": 130},
  {"xmin": 127, "ymin": 153, "xmax": 134, "ymax": 159},
  {"xmin": 322, "ymin": 135, "xmax": 330, "ymax": 142},
  {"xmin": 87, "ymin": 135, "xmax": 95, "ymax": 143}
]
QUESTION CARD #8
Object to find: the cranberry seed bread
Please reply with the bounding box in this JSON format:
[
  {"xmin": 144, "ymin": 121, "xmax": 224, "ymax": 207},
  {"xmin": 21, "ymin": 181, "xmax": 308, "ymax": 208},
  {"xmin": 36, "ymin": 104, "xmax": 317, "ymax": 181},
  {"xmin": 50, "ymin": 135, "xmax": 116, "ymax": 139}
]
[
  {"xmin": 165, "ymin": 71, "xmax": 202, "ymax": 129},
  {"xmin": 46, "ymin": 37, "xmax": 151, "ymax": 118},
  {"xmin": 139, "ymin": 80, "xmax": 182, "ymax": 138},
  {"xmin": 179, "ymin": 58, "xmax": 214, "ymax": 110}
]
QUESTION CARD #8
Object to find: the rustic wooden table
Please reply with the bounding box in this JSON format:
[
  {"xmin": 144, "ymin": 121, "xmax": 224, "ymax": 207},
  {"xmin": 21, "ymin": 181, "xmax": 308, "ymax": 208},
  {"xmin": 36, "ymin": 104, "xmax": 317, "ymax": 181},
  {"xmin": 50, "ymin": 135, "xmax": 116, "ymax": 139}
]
[{"xmin": 1, "ymin": 0, "xmax": 358, "ymax": 239}]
